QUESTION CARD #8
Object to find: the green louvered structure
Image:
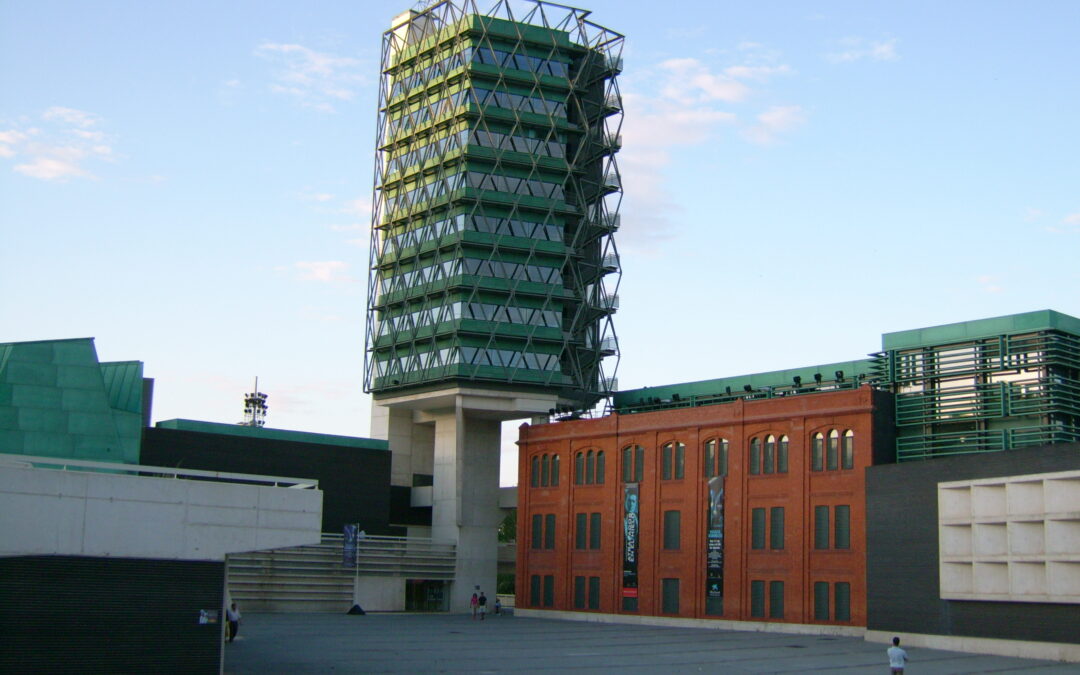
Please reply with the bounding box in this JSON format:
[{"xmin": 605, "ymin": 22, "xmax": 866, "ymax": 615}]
[
  {"xmin": 871, "ymin": 310, "xmax": 1080, "ymax": 461},
  {"xmin": 0, "ymin": 337, "xmax": 145, "ymax": 464},
  {"xmin": 364, "ymin": 0, "xmax": 622, "ymax": 412}
]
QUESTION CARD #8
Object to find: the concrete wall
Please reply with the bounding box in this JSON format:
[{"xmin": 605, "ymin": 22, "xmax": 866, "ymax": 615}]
[
  {"xmin": 0, "ymin": 461, "xmax": 323, "ymax": 560},
  {"xmin": 355, "ymin": 576, "xmax": 407, "ymax": 611}
]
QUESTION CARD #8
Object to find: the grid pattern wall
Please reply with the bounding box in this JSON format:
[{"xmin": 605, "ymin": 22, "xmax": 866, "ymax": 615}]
[{"xmin": 365, "ymin": 1, "xmax": 623, "ymax": 410}]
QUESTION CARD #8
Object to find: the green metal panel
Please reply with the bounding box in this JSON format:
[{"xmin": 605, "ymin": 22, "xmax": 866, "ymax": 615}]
[
  {"xmin": 365, "ymin": 0, "xmax": 623, "ymax": 411},
  {"xmin": 154, "ymin": 418, "xmax": 389, "ymax": 451},
  {"xmin": 881, "ymin": 309, "xmax": 1080, "ymax": 351},
  {"xmin": 0, "ymin": 338, "xmax": 143, "ymax": 464},
  {"xmin": 613, "ymin": 359, "xmax": 875, "ymax": 413}
]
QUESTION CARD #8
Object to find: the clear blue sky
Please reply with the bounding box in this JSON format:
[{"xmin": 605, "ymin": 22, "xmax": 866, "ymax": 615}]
[{"xmin": 3, "ymin": 1, "xmax": 1078, "ymax": 485}]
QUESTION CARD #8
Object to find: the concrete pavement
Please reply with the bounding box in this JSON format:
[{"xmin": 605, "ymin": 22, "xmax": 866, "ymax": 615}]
[{"xmin": 224, "ymin": 613, "xmax": 1075, "ymax": 674}]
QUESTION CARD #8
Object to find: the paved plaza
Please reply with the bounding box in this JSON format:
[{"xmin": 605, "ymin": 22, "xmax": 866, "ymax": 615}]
[{"xmin": 224, "ymin": 612, "xmax": 1075, "ymax": 674}]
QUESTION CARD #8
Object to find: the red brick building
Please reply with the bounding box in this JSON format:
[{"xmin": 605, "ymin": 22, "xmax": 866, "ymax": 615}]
[{"xmin": 517, "ymin": 384, "xmax": 894, "ymax": 626}]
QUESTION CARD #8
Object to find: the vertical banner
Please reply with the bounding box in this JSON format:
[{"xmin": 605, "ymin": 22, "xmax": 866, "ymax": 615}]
[
  {"xmin": 705, "ymin": 476, "xmax": 725, "ymax": 614},
  {"xmin": 343, "ymin": 523, "xmax": 357, "ymax": 567},
  {"xmin": 622, "ymin": 484, "xmax": 639, "ymax": 602}
]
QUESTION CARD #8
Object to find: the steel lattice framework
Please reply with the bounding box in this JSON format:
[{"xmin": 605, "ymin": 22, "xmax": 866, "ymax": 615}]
[{"xmin": 364, "ymin": 0, "xmax": 623, "ymax": 411}]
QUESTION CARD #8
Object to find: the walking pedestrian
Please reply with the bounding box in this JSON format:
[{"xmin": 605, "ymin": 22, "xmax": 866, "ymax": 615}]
[
  {"xmin": 478, "ymin": 591, "xmax": 487, "ymax": 620},
  {"xmin": 226, "ymin": 602, "xmax": 242, "ymax": 642},
  {"xmin": 887, "ymin": 636, "xmax": 908, "ymax": 673},
  {"xmin": 470, "ymin": 591, "xmax": 478, "ymax": 619}
]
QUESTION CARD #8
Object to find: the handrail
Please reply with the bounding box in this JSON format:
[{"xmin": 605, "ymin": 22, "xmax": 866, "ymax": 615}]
[{"xmin": 0, "ymin": 453, "xmax": 319, "ymax": 489}]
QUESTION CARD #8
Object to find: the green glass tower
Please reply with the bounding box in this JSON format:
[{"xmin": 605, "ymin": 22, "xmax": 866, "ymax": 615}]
[{"xmin": 364, "ymin": 0, "xmax": 622, "ymax": 412}]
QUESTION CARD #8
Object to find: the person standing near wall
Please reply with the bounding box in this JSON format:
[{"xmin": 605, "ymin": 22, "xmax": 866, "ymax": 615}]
[
  {"xmin": 226, "ymin": 602, "xmax": 242, "ymax": 642},
  {"xmin": 887, "ymin": 637, "xmax": 908, "ymax": 673},
  {"xmin": 470, "ymin": 591, "xmax": 478, "ymax": 619},
  {"xmin": 478, "ymin": 592, "xmax": 487, "ymax": 620}
]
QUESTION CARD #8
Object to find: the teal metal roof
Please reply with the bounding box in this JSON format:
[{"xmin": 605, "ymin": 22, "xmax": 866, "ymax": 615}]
[
  {"xmin": 100, "ymin": 361, "xmax": 144, "ymax": 414},
  {"xmin": 155, "ymin": 419, "xmax": 388, "ymax": 451},
  {"xmin": 882, "ymin": 310, "xmax": 1080, "ymax": 351},
  {"xmin": 613, "ymin": 359, "xmax": 875, "ymax": 410}
]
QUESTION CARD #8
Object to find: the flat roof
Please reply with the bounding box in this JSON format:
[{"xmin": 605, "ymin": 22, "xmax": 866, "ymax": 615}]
[
  {"xmin": 882, "ymin": 309, "xmax": 1080, "ymax": 351},
  {"xmin": 155, "ymin": 419, "xmax": 388, "ymax": 451}
]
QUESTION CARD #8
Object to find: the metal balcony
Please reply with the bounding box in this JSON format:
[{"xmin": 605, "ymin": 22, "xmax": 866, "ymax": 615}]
[
  {"xmin": 599, "ymin": 337, "xmax": 618, "ymax": 355},
  {"xmin": 601, "ymin": 173, "xmax": 621, "ymax": 192},
  {"xmin": 601, "ymin": 254, "xmax": 620, "ymax": 272}
]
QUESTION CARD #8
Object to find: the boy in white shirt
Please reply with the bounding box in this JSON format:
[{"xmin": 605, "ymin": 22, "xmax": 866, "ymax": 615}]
[{"xmin": 887, "ymin": 636, "xmax": 908, "ymax": 673}]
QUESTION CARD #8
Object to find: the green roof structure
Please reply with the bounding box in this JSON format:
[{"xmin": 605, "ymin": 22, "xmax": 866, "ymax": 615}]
[
  {"xmin": 0, "ymin": 338, "xmax": 143, "ymax": 464},
  {"xmin": 364, "ymin": 0, "xmax": 623, "ymax": 411},
  {"xmin": 155, "ymin": 419, "xmax": 389, "ymax": 451}
]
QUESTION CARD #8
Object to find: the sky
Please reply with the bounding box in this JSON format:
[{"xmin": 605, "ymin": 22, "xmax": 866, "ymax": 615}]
[{"xmin": 3, "ymin": 1, "xmax": 1079, "ymax": 486}]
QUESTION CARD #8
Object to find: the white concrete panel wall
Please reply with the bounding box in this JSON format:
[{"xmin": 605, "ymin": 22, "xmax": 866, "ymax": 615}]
[
  {"xmin": 354, "ymin": 576, "xmax": 406, "ymax": 611},
  {"xmin": 0, "ymin": 464, "xmax": 323, "ymax": 561}
]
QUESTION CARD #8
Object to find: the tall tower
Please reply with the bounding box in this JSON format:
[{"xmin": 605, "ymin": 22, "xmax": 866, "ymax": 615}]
[{"xmin": 365, "ymin": 0, "xmax": 622, "ymax": 608}]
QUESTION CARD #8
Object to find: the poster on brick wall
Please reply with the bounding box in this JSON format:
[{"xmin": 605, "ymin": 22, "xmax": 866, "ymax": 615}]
[
  {"xmin": 706, "ymin": 476, "xmax": 724, "ymax": 614},
  {"xmin": 622, "ymin": 483, "xmax": 639, "ymax": 599}
]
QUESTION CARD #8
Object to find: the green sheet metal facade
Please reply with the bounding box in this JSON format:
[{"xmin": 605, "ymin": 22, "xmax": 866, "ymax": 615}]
[
  {"xmin": 0, "ymin": 338, "xmax": 143, "ymax": 463},
  {"xmin": 364, "ymin": 0, "xmax": 622, "ymax": 411}
]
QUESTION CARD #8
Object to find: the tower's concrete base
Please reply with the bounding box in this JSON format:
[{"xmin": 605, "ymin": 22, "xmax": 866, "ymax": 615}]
[{"xmin": 371, "ymin": 387, "xmax": 558, "ymax": 611}]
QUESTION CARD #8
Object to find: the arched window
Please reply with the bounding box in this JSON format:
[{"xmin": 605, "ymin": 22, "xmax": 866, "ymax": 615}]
[
  {"xmin": 811, "ymin": 433, "xmax": 824, "ymax": 472},
  {"xmin": 842, "ymin": 430, "xmax": 854, "ymax": 470},
  {"xmin": 827, "ymin": 430, "xmax": 839, "ymax": 471},
  {"xmin": 586, "ymin": 450, "xmax": 596, "ymax": 484},
  {"xmin": 778, "ymin": 435, "xmax": 789, "ymax": 473},
  {"xmin": 551, "ymin": 454, "xmax": 560, "ymax": 486},
  {"xmin": 764, "ymin": 435, "xmax": 776, "ymax": 474},
  {"xmin": 704, "ymin": 438, "xmax": 729, "ymax": 478},
  {"xmin": 574, "ymin": 452, "xmax": 585, "ymax": 485},
  {"xmin": 661, "ymin": 442, "xmax": 685, "ymax": 480},
  {"xmin": 596, "ymin": 451, "xmax": 605, "ymax": 484},
  {"xmin": 749, "ymin": 437, "xmax": 761, "ymax": 475},
  {"xmin": 622, "ymin": 445, "xmax": 644, "ymax": 482},
  {"xmin": 531, "ymin": 455, "xmax": 540, "ymax": 487},
  {"xmin": 541, "ymin": 454, "xmax": 550, "ymax": 486}
]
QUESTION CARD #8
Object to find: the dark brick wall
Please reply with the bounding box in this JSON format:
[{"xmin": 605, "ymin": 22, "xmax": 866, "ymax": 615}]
[
  {"xmin": 866, "ymin": 442, "xmax": 1080, "ymax": 643},
  {"xmin": 0, "ymin": 556, "xmax": 224, "ymax": 674},
  {"xmin": 142, "ymin": 427, "xmax": 392, "ymax": 535}
]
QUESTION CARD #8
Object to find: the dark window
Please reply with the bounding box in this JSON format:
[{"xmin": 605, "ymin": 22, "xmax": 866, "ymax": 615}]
[
  {"xmin": 750, "ymin": 580, "xmax": 765, "ymax": 617},
  {"xmin": 531, "ymin": 514, "xmax": 542, "ymax": 549},
  {"xmin": 574, "ymin": 576, "xmax": 586, "ymax": 609},
  {"xmin": 769, "ymin": 580, "xmax": 784, "ymax": 619},
  {"xmin": 749, "ymin": 437, "xmax": 761, "ymax": 475},
  {"xmin": 544, "ymin": 514, "xmax": 556, "ymax": 549},
  {"xmin": 827, "ymin": 430, "xmax": 839, "ymax": 470},
  {"xmin": 751, "ymin": 508, "xmax": 766, "ymax": 550},
  {"xmin": 718, "ymin": 439, "xmax": 728, "ymax": 476},
  {"xmin": 811, "ymin": 433, "xmax": 824, "ymax": 472},
  {"xmin": 551, "ymin": 454, "xmax": 559, "ymax": 486},
  {"xmin": 770, "ymin": 507, "xmax": 784, "ymax": 550},
  {"xmin": 585, "ymin": 451, "xmax": 595, "ymax": 484},
  {"xmin": 622, "ymin": 596, "xmax": 637, "ymax": 612},
  {"xmin": 835, "ymin": 505, "xmax": 851, "ymax": 549},
  {"xmin": 675, "ymin": 442, "xmax": 685, "ymax": 479},
  {"xmin": 663, "ymin": 510, "xmax": 681, "ymax": 550},
  {"xmin": 623, "ymin": 445, "xmax": 644, "ymax": 483},
  {"xmin": 704, "ymin": 439, "xmax": 716, "ymax": 478},
  {"xmin": 543, "ymin": 575, "xmax": 554, "ymax": 607},
  {"xmin": 588, "ymin": 576, "xmax": 600, "ymax": 609},
  {"xmin": 662, "ymin": 443, "xmax": 672, "ymax": 480},
  {"xmin": 764, "ymin": 435, "xmax": 775, "ymax": 474},
  {"xmin": 531, "ymin": 455, "xmax": 540, "ymax": 487},
  {"xmin": 589, "ymin": 512, "xmax": 601, "ymax": 550},
  {"xmin": 814, "ymin": 581, "xmax": 829, "ymax": 620},
  {"xmin": 662, "ymin": 578, "xmax": 680, "ymax": 614},
  {"xmin": 530, "ymin": 574, "xmax": 541, "ymax": 606},
  {"xmin": 777, "ymin": 435, "xmax": 789, "ymax": 473},
  {"xmin": 835, "ymin": 582, "xmax": 851, "ymax": 621},
  {"xmin": 842, "ymin": 430, "xmax": 854, "ymax": 469},
  {"xmin": 575, "ymin": 513, "xmax": 587, "ymax": 550},
  {"xmin": 541, "ymin": 454, "xmax": 550, "ymax": 486},
  {"xmin": 596, "ymin": 451, "xmax": 605, "ymax": 484},
  {"xmin": 574, "ymin": 452, "xmax": 584, "ymax": 485},
  {"xmin": 814, "ymin": 506, "xmax": 830, "ymax": 550}
]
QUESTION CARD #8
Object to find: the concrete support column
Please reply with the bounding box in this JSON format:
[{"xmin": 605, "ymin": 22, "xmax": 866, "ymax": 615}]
[{"xmin": 431, "ymin": 404, "xmax": 502, "ymax": 611}]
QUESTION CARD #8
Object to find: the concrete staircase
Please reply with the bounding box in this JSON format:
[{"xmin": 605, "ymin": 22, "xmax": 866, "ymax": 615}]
[{"xmin": 227, "ymin": 536, "xmax": 354, "ymax": 613}]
